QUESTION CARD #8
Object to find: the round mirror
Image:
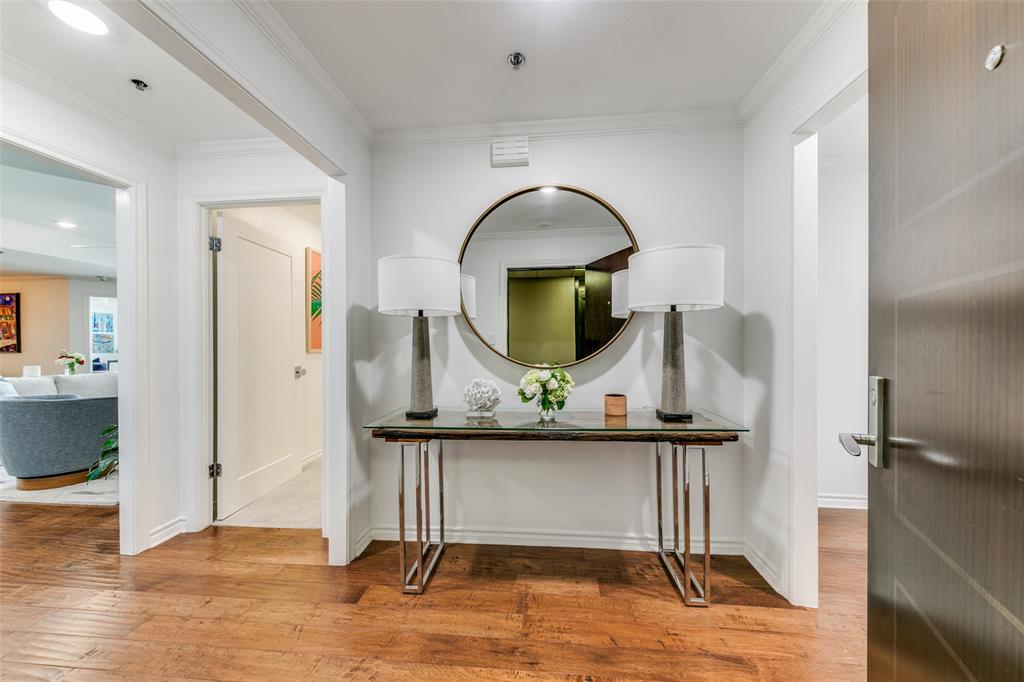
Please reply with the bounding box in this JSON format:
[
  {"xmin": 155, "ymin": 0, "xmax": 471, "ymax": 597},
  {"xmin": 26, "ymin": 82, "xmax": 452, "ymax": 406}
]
[{"xmin": 458, "ymin": 185, "xmax": 637, "ymax": 368}]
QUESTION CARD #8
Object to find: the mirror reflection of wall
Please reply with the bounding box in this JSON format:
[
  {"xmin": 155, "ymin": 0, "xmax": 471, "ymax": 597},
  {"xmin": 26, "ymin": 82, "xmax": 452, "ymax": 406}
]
[{"xmin": 460, "ymin": 186, "xmax": 636, "ymax": 367}]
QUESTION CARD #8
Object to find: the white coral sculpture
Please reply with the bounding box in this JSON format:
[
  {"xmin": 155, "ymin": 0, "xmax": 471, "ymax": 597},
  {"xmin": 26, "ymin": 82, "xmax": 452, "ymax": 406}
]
[{"xmin": 463, "ymin": 378, "xmax": 502, "ymax": 412}]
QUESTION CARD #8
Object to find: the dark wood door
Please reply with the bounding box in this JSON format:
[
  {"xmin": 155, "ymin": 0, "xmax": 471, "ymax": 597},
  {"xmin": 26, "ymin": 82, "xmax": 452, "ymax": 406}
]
[{"xmin": 868, "ymin": 2, "xmax": 1023, "ymax": 680}]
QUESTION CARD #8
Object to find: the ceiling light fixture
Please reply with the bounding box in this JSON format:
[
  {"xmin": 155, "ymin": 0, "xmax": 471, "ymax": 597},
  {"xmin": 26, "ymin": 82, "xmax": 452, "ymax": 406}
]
[
  {"xmin": 539, "ymin": 186, "xmax": 558, "ymax": 194},
  {"xmin": 131, "ymin": 78, "xmax": 149, "ymax": 91},
  {"xmin": 47, "ymin": 1, "xmax": 109, "ymax": 35},
  {"xmin": 55, "ymin": 220, "xmax": 77, "ymax": 229}
]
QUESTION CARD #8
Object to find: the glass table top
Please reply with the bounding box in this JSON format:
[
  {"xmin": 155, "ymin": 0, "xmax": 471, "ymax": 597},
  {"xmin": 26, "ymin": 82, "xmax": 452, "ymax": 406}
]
[{"xmin": 364, "ymin": 407, "xmax": 748, "ymax": 434}]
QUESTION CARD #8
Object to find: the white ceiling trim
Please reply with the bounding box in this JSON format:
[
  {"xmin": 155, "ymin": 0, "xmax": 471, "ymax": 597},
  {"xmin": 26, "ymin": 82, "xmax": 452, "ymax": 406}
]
[
  {"xmin": 371, "ymin": 107, "xmax": 743, "ymax": 150},
  {"xmin": 233, "ymin": 0, "xmax": 374, "ymax": 142},
  {"xmin": 176, "ymin": 137, "xmax": 295, "ymax": 160},
  {"xmin": 1, "ymin": 51, "xmax": 175, "ymax": 155},
  {"xmin": 738, "ymin": 0, "xmax": 858, "ymax": 125}
]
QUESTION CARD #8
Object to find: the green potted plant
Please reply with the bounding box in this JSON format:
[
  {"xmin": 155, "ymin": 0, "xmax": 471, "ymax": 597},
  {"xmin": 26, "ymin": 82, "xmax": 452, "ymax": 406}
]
[{"xmin": 87, "ymin": 424, "xmax": 118, "ymax": 481}]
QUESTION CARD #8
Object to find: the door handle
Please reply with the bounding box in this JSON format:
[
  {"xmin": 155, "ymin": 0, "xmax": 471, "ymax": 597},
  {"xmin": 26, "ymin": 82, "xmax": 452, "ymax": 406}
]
[
  {"xmin": 838, "ymin": 376, "xmax": 887, "ymax": 468},
  {"xmin": 294, "ymin": 366, "xmax": 307, "ymax": 379}
]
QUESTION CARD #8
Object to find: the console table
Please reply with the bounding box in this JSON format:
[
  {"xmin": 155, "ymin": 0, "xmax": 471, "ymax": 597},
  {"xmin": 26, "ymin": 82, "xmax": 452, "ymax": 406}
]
[{"xmin": 365, "ymin": 407, "xmax": 747, "ymax": 606}]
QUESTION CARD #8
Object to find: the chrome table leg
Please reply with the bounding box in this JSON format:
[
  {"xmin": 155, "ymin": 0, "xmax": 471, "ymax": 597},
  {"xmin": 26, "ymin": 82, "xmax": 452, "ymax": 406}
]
[
  {"xmin": 656, "ymin": 442, "xmax": 712, "ymax": 606},
  {"xmin": 397, "ymin": 439, "xmax": 447, "ymax": 594}
]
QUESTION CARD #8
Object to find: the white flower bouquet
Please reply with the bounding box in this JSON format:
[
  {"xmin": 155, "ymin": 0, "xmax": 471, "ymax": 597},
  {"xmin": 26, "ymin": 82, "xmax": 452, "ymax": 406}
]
[
  {"xmin": 518, "ymin": 365, "xmax": 574, "ymax": 421},
  {"xmin": 55, "ymin": 350, "xmax": 87, "ymax": 375}
]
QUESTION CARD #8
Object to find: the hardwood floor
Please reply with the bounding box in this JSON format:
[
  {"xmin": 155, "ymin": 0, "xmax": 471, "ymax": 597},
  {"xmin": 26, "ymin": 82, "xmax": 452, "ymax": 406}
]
[{"xmin": 0, "ymin": 504, "xmax": 866, "ymax": 681}]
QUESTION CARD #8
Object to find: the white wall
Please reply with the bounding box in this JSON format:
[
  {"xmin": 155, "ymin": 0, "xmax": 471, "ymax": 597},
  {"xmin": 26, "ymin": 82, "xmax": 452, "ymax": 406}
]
[
  {"xmin": 816, "ymin": 158, "xmax": 868, "ymax": 507},
  {"xmin": 220, "ymin": 205, "xmax": 323, "ymax": 465},
  {"xmin": 741, "ymin": 1, "xmax": 867, "ymax": 604},
  {"xmin": 371, "ymin": 126, "xmax": 745, "ymax": 553},
  {"xmin": 1, "ymin": 66, "xmax": 181, "ymax": 552}
]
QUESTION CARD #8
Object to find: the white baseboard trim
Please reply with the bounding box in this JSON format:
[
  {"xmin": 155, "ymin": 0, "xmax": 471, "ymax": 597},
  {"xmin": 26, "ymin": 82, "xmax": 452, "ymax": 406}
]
[
  {"xmin": 149, "ymin": 516, "xmax": 187, "ymax": 548},
  {"xmin": 744, "ymin": 542, "xmax": 784, "ymax": 596},
  {"xmin": 818, "ymin": 493, "xmax": 868, "ymax": 509},
  {"xmin": 367, "ymin": 524, "xmax": 745, "ymax": 556},
  {"xmin": 301, "ymin": 449, "xmax": 322, "ymax": 469},
  {"xmin": 352, "ymin": 526, "xmax": 373, "ymax": 559}
]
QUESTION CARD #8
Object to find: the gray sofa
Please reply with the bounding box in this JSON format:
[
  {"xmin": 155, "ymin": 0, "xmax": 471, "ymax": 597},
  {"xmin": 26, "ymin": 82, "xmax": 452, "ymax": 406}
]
[{"xmin": 0, "ymin": 373, "xmax": 118, "ymax": 487}]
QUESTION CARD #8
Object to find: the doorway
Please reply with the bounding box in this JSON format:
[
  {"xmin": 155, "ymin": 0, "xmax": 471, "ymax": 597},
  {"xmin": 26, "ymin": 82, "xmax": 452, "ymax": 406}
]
[
  {"xmin": 790, "ymin": 72, "xmax": 869, "ymax": 607},
  {"xmin": 210, "ymin": 202, "xmax": 323, "ymax": 529}
]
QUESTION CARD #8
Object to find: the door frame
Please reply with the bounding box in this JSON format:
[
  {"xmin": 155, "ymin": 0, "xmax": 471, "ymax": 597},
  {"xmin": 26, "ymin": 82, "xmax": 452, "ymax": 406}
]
[
  {"xmin": 0, "ymin": 132, "xmax": 151, "ymax": 556},
  {"xmin": 787, "ymin": 67, "xmax": 868, "ymax": 607},
  {"xmin": 181, "ymin": 184, "xmax": 350, "ymax": 563}
]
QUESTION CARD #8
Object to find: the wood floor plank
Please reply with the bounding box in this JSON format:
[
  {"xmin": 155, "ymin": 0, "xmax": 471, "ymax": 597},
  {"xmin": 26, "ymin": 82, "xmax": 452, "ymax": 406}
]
[{"xmin": 0, "ymin": 501, "xmax": 867, "ymax": 681}]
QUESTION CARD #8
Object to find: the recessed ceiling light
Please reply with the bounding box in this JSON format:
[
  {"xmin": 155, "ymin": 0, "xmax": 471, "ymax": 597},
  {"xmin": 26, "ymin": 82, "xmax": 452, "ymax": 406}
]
[
  {"xmin": 55, "ymin": 220, "xmax": 77, "ymax": 229},
  {"xmin": 47, "ymin": 1, "xmax": 109, "ymax": 36},
  {"xmin": 539, "ymin": 186, "xmax": 558, "ymax": 194}
]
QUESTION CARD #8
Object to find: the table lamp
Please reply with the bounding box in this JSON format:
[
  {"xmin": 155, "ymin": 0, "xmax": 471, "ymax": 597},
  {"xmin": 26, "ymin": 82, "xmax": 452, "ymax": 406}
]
[
  {"xmin": 378, "ymin": 255, "xmax": 461, "ymax": 419},
  {"xmin": 611, "ymin": 269, "xmax": 629, "ymax": 319},
  {"xmin": 460, "ymin": 273, "xmax": 477, "ymax": 319},
  {"xmin": 627, "ymin": 244, "xmax": 724, "ymax": 421}
]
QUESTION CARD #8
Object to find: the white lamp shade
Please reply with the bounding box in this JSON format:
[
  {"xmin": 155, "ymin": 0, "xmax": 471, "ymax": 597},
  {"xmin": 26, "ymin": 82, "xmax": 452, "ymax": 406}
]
[
  {"xmin": 378, "ymin": 255, "xmax": 461, "ymax": 317},
  {"xmin": 627, "ymin": 243, "xmax": 725, "ymax": 312},
  {"xmin": 461, "ymin": 273, "xmax": 477, "ymax": 319},
  {"xmin": 611, "ymin": 269, "xmax": 630, "ymax": 319}
]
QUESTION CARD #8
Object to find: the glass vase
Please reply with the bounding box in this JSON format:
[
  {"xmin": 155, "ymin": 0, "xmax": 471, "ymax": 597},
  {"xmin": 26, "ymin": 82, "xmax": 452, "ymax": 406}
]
[{"xmin": 538, "ymin": 406, "xmax": 557, "ymax": 423}]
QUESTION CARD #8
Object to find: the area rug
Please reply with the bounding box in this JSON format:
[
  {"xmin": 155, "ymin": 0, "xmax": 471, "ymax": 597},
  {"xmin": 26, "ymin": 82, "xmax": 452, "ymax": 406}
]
[
  {"xmin": 0, "ymin": 466, "xmax": 119, "ymax": 506},
  {"xmin": 215, "ymin": 462, "xmax": 321, "ymax": 529}
]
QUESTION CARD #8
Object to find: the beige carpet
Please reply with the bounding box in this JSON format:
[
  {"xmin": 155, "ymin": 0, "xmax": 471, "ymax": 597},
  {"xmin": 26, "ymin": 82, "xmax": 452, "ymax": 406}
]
[
  {"xmin": 215, "ymin": 462, "xmax": 321, "ymax": 529},
  {"xmin": 0, "ymin": 466, "xmax": 118, "ymax": 506}
]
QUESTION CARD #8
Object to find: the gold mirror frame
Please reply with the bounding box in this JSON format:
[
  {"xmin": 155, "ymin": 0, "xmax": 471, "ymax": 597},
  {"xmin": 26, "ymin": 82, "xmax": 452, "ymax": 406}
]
[{"xmin": 457, "ymin": 184, "xmax": 639, "ymax": 369}]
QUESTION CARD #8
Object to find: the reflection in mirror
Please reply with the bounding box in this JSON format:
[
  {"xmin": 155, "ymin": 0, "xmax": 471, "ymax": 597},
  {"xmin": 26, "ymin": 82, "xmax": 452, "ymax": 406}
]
[{"xmin": 459, "ymin": 186, "xmax": 636, "ymax": 367}]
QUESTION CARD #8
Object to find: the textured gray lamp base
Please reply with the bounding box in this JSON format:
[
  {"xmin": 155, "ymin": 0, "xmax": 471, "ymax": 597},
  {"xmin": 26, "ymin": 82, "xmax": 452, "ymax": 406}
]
[
  {"xmin": 658, "ymin": 310, "xmax": 692, "ymax": 422},
  {"xmin": 407, "ymin": 315, "xmax": 438, "ymax": 420}
]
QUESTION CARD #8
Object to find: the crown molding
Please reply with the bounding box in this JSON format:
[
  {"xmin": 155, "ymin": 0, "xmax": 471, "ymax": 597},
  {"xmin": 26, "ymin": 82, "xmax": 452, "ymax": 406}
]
[
  {"xmin": 738, "ymin": 0, "xmax": 859, "ymax": 125},
  {"xmin": 0, "ymin": 51, "xmax": 175, "ymax": 155},
  {"xmin": 176, "ymin": 137, "xmax": 295, "ymax": 160},
  {"xmin": 231, "ymin": 0, "xmax": 374, "ymax": 142},
  {"xmin": 372, "ymin": 107, "xmax": 743, "ymax": 150}
]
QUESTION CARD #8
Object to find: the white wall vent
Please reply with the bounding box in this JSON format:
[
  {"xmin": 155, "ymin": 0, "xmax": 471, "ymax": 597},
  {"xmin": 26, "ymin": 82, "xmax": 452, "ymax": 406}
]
[{"xmin": 491, "ymin": 136, "xmax": 530, "ymax": 168}]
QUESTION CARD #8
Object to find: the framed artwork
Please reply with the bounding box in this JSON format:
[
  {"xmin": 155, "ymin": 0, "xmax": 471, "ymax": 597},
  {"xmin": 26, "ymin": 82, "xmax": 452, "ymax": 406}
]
[
  {"xmin": 306, "ymin": 247, "xmax": 323, "ymax": 352},
  {"xmin": 92, "ymin": 312, "xmax": 114, "ymax": 333},
  {"xmin": 0, "ymin": 293, "xmax": 21, "ymax": 353}
]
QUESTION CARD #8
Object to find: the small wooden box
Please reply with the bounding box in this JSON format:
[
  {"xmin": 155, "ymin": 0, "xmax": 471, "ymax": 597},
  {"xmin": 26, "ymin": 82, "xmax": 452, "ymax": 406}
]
[{"xmin": 604, "ymin": 393, "xmax": 627, "ymax": 417}]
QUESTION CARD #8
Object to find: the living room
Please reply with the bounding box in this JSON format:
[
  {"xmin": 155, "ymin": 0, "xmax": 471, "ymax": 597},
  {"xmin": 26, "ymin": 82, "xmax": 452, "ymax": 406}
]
[{"xmin": 0, "ymin": 142, "xmax": 120, "ymax": 502}]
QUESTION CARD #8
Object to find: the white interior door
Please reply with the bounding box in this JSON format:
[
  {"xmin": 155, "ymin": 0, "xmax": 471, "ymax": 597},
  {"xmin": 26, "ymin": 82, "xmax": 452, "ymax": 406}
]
[{"xmin": 216, "ymin": 213, "xmax": 300, "ymax": 519}]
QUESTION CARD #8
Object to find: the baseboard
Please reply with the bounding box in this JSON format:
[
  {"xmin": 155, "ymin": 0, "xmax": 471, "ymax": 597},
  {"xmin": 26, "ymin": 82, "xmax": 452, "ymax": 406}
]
[
  {"xmin": 744, "ymin": 541, "xmax": 784, "ymax": 596},
  {"xmin": 149, "ymin": 515, "xmax": 187, "ymax": 548},
  {"xmin": 352, "ymin": 526, "xmax": 373, "ymax": 559},
  {"xmin": 818, "ymin": 493, "xmax": 867, "ymax": 509},
  {"xmin": 301, "ymin": 450, "xmax": 322, "ymax": 470},
  {"xmin": 368, "ymin": 524, "xmax": 745, "ymax": 556}
]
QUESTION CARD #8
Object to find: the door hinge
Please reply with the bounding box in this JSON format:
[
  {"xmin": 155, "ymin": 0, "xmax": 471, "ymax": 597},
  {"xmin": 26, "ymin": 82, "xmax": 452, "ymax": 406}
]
[
  {"xmin": 208, "ymin": 462, "xmax": 222, "ymax": 478},
  {"xmin": 209, "ymin": 236, "xmax": 222, "ymax": 252}
]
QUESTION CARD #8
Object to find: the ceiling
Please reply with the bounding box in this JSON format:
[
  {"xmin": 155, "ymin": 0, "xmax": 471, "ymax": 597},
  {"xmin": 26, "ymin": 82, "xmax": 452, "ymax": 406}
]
[
  {"xmin": 271, "ymin": 0, "xmax": 822, "ymax": 131},
  {"xmin": 1, "ymin": 143, "xmax": 117, "ymax": 279},
  {"xmin": 0, "ymin": 0, "xmax": 268, "ymax": 144}
]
